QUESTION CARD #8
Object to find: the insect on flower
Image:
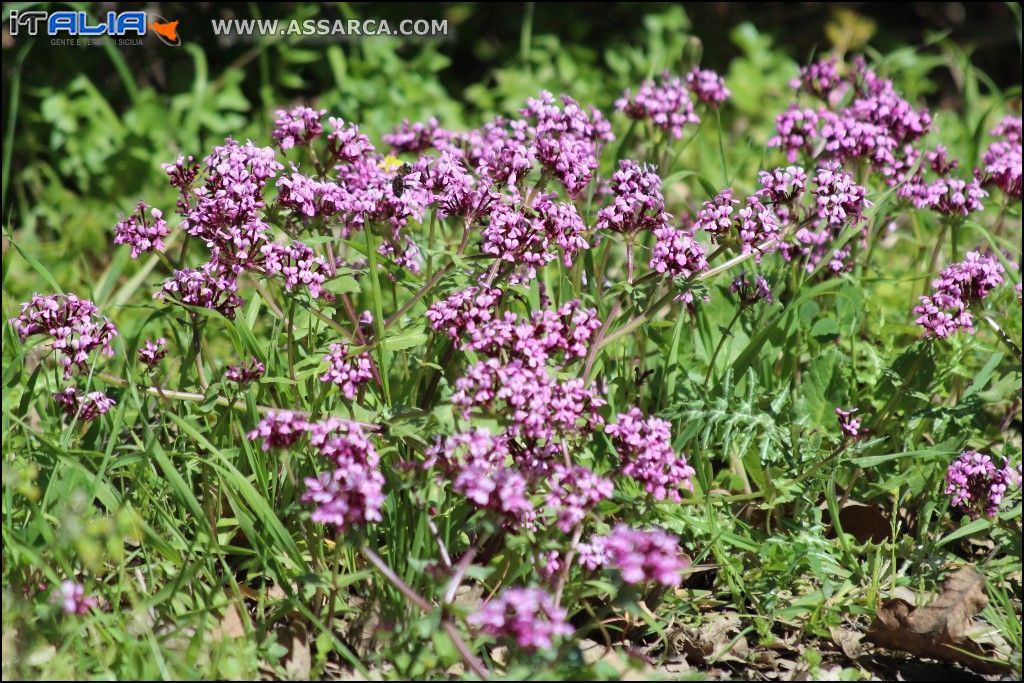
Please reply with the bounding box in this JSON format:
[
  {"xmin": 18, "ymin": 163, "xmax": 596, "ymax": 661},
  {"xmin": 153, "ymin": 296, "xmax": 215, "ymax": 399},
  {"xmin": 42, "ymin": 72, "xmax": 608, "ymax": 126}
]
[{"xmin": 391, "ymin": 162, "xmax": 414, "ymax": 198}]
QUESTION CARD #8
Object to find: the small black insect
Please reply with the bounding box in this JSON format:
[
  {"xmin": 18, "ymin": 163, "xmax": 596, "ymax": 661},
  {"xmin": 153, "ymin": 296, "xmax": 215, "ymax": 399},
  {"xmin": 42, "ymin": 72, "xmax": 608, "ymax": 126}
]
[{"xmin": 391, "ymin": 163, "xmax": 413, "ymax": 197}]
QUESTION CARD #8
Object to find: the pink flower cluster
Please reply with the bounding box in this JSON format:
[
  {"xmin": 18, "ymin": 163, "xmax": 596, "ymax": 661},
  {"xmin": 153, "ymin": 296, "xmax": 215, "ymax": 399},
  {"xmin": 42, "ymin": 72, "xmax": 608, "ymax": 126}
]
[
  {"xmin": 138, "ymin": 338, "xmax": 167, "ymax": 368},
  {"xmin": 835, "ymin": 407, "xmax": 861, "ymax": 439},
  {"xmin": 578, "ymin": 524, "xmax": 687, "ymax": 586},
  {"xmin": 9, "ymin": 294, "xmax": 118, "ymax": 378},
  {"xmin": 57, "ymin": 580, "xmax": 98, "ymax": 615},
  {"xmin": 616, "ymin": 70, "xmax": 715, "ymax": 138},
  {"xmin": 424, "ymin": 429, "xmax": 534, "ymax": 526},
  {"xmin": 545, "ymin": 464, "xmax": 614, "ymax": 533},
  {"xmin": 302, "ymin": 419, "xmax": 385, "ymax": 530},
  {"xmin": 53, "ymin": 387, "xmax": 116, "ymax": 421},
  {"xmin": 158, "ymin": 263, "xmax": 245, "ymax": 320},
  {"xmin": 114, "ymin": 201, "xmax": 169, "ymax": 258},
  {"xmin": 730, "ymin": 272, "xmax": 773, "ymax": 305},
  {"xmin": 247, "ymin": 410, "xmax": 309, "ymax": 451},
  {"xmin": 383, "ymin": 117, "xmax": 453, "ymax": 153},
  {"xmin": 686, "ymin": 67, "xmax": 731, "ymax": 106},
  {"xmin": 261, "ymin": 240, "xmax": 328, "ymax": 298},
  {"xmin": 913, "ymin": 252, "xmax": 1005, "ymax": 338},
  {"xmin": 468, "ymin": 586, "xmax": 572, "ymax": 650},
  {"xmin": 596, "ymin": 160, "xmax": 671, "ymax": 235},
  {"xmin": 981, "ymin": 116, "xmax": 1022, "ymax": 200},
  {"xmin": 320, "ymin": 343, "xmax": 374, "ymax": 400},
  {"xmin": 522, "ymin": 91, "xmax": 614, "ymax": 197},
  {"xmin": 225, "ymin": 357, "xmax": 265, "ymax": 385},
  {"xmin": 605, "ymin": 408, "xmax": 695, "ymax": 501},
  {"xmin": 452, "ymin": 359, "xmax": 606, "ymax": 442},
  {"xmin": 770, "ymin": 57, "xmax": 933, "ymax": 179},
  {"xmin": 945, "ymin": 450, "xmax": 1021, "ymax": 518},
  {"xmin": 272, "ymin": 106, "xmax": 326, "ymax": 150}
]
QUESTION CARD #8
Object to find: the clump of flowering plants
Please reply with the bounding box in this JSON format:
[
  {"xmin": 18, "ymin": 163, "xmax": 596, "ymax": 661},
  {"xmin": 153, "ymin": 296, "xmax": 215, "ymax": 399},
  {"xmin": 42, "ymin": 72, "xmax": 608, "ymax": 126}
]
[{"xmin": 3, "ymin": 39, "xmax": 1021, "ymax": 680}]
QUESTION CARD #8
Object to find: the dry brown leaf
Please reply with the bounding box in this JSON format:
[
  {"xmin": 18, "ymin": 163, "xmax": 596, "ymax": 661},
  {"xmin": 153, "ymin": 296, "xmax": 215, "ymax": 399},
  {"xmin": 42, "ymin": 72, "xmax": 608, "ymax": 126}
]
[
  {"xmin": 837, "ymin": 502, "xmax": 891, "ymax": 544},
  {"xmin": 829, "ymin": 625, "xmax": 865, "ymax": 659},
  {"xmin": 276, "ymin": 619, "xmax": 311, "ymax": 680},
  {"xmin": 211, "ymin": 599, "xmax": 246, "ymax": 641},
  {"xmin": 864, "ymin": 566, "xmax": 1010, "ymax": 674},
  {"xmin": 673, "ymin": 612, "xmax": 749, "ymax": 666}
]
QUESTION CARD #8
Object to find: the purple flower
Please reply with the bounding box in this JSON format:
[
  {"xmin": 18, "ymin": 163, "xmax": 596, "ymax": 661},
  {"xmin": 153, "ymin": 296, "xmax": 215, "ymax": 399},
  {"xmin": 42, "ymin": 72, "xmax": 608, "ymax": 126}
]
[
  {"xmin": 174, "ymin": 138, "xmax": 283, "ymax": 273},
  {"xmin": 606, "ymin": 408, "xmax": 694, "ymax": 501},
  {"xmin": 309, "ymin": 418, "xmax": 380, "ymax": 468},
  {"xmin": 545, "ymin": 465, "xmax": 614, "ymax": 533},
  {"xmin": 9, "ymin": 294, "xmax": 118, "ymax": 379},
  {"xmin": 53, "ymin": 388, "xmax": 116, "ymax": 421},
  {"xmin": 835, "ymin": 407, "xmax": 861, "ymax": 439},
  {"xmin": 945, "ymin": 450, "xmax": 1021, "ymax": 518},
  {"xmin": 790, "ymin": 58, "xmax": 842, "ymax": 98},
  {"xmin": 468, "ymin": 587, "xmax": 573, "ymax": 650},
  {"xmin": 114, "ymin": 201, "xmax": 169, "ymax": 258},
  {"xmin": 589, "ymin": 524, "xmax": 688, "ymax": 586},
  {"xmin": 303, "ymin": 461, "xmax": 385, "ymax": 530},
  {"xmin": 694, "ymin": 189, "xmax": 738, "ymax": 238},
  {"xmin": 247, "ymin": 410, "xmax": 308, "ymax": 451},
  {"xmin": 425, "ymin": 429, "xmax": 534, "ymax": 525},
  {"xmin": 320, "ymin": 343, "xmax": 374, "ymax": 400},
  {"xmin": 138, "ymin": 338, "xmax": 167, "ymax": 368},
  {"xmin": 768, "ymin": 106, "xmax": 819, "ymax": 162},
  {"xmin": 730, "ymin": 272, "xmax": 773, "ymax": 305},
  {"xmin": 426, "ymin": 286, "xmax": 504, "ymax": 344},
  {"xmin": 899, "ymin": 174, "xmax": 987, "ymax": 216},
  {"xmin": 326, "ymin": 117, "xmax": 375, "ymax": 164},
  {"xmin": 813, "ymin": 161, "xmax": 869, "ymax": 227},
  {"xmin": 383, "ymin": 117, "xmax": 453, "ymax": 153},
  {"xmin": 596, "ymin": 160, "xmax": 671, "ymax": 235},
  {"xmin": 523, "ymin": 91, "xmax": 613, "ymax": 197},
  {"xmin": 226, "ymin": 357, "xmax": 265, "ymax": 385},
  {"xmin": 261, "ymin": 240, "xmax": 328, "ymax": 298},
  {"xmin": 757, "ymin": 166, "xmax": 808, "ymax": 205},
  {"xmin": 649, "ymin": 225, "xmax": 708, "ymax": 280},
  {"xmin": 272, "ymin": 106, "xmax": 326, "ymax": 150},
  {"xmin": 157, "ymin": 263, "xmax": 244, "ymax": 319},
  {"xmin": 735, "ymin": 196, "xmax": 782, "ymax": 257},
  {"xmin": 452, "ymin": 359, "xmax": 605, "ymax": 441},
  {"xmin": 913, "ymin": 252, "xmax": 1005, "ymax": 338},
  {"xmin": 616, "ymin": 72, "xmax": 700, "ymax": 139},
  {"xmin": 686, "ymin": 67, "xmax": 730, "ymax": 106},
  {"xmin": 57, "ymin": 581, "xmax": 97, "ymax": 615}
]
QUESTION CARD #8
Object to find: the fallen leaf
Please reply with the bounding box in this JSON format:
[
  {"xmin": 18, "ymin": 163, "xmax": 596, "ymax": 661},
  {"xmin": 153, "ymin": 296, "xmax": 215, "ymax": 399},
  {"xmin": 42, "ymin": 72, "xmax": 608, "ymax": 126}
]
[
  {"xmin": 837, "ymin": 502, "xmax": 891, "ymax": 544},
  {"xmin": 276, "ymin": 619, "xmax": 311, "ymax": 680},
  {"xmin": 211, "ymin": 600, "xmax": 246, "ymax": 641},
  {"xmin": 864, "ymin": 566, "xmax": 1010, "ymax": 674},
  {"xmin": 672, "ymin": 612, "xmax": 749, "ymax": 666},
  {"xmin": 829, "ymin": 625, "xmax": 865, "ymax": 659}
]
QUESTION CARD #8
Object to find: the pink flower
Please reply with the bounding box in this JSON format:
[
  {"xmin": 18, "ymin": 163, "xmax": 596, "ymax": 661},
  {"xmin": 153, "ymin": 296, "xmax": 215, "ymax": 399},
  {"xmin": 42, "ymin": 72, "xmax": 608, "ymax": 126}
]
[
  {"xmin": 320, "ymin": 343, "xmax": 374, "ymax": 400},
  {"xmin": 114, "ymin": 201, "xmax": 169, "ymax": 258},
  {"xmin": 469, "ymin": 587, "xmax": 572, "ymax": 650},
  {"xmin": 835, "ymin": 407, "xmax": 861, "ymax": 439},
  {"xmin": 272, "ymin": 106, "xmax": 326, "ymax": 150},
  {"xmin": 616, "ymin": 72, "xmax": 700, "ymax": 139},
  {"xmin": 9, "ymin": 294, "xmax": 118, "ymax": 379},
  {"xmin": 53, "ymin": 388, "xmax": 116, "ymax": 421},
  {"xmin": 945, "ymin": 451, "xmax": 1021, "ymax": 518},
  {"xmin": 588, "ymin": 524, "xmax": 688, "ymax": 586},
  {"xmin": 225, "ymin": 357, "xmax": 265, "ymax": 385},
  {"xmin": 606, "ymin": 408, "xmax": 694, "ymax": 501},
  {"xmin": 138, "ymin": 338, "xmax": 168, "ymax": 368},
  {"xmin": 247, "ymin": 410, "xmax": 308, "ymax": 451},
  {"xmin": 686, "ymin": 67, "xmax": 730, "ymax": 106},
  {"xmin": 57, "ymin": 580, "xmax": 97, "ymax": 615}
]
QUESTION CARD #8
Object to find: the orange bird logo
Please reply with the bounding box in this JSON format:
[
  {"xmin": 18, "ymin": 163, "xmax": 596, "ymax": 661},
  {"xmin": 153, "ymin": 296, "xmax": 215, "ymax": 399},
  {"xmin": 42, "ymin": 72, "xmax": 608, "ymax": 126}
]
[{"xmin": 149, "ymin": 19, "xmax": 179, "ymax": 43}]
